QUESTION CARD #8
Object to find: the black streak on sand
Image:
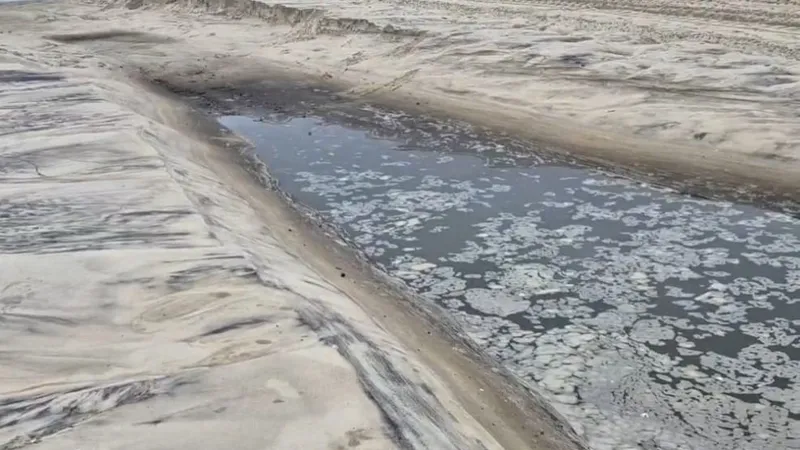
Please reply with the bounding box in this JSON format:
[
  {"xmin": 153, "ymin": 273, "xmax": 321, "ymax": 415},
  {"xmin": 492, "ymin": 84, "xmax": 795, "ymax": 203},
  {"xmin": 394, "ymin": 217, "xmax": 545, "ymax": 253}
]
[
  {"xmin": 0, "ymin": 377, "xmax": 184, "ymax": 448},
  {"xmin": 296, "ymin": 301, "xmax": 472, "ymax": 450}
]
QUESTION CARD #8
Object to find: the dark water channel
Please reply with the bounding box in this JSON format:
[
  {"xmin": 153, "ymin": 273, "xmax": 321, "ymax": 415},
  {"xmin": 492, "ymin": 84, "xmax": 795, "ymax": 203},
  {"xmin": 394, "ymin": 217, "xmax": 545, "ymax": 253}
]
[{"xmin": 219, "ymin": 106, "xmax": 799, "ymax": 450}]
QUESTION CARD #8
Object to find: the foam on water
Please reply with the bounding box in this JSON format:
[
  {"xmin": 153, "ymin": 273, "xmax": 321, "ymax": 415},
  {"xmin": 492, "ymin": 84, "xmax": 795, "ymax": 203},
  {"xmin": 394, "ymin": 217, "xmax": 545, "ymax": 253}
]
[{"xmin": 221, "ymin": 110, "xmax": 800, "ymax": 450}]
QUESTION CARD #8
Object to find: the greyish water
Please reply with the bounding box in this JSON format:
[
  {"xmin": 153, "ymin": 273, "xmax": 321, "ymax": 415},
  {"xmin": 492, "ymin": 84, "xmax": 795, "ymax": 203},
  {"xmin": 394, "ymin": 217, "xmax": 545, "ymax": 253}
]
[{"xmin": 219, "ymin": 107, "xmax": 799, "ymax": 450}]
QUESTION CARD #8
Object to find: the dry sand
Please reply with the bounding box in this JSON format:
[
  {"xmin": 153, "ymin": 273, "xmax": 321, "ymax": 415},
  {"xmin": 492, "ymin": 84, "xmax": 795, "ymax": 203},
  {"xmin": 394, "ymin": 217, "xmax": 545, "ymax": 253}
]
[{"xmin": 0, "ymin": 6, "xmax": 586, "ymax": 450}]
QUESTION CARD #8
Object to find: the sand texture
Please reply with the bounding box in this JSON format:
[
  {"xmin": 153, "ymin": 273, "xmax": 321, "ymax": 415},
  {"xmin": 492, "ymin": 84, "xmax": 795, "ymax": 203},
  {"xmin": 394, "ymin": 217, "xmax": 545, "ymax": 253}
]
[{"xmin": 0, "ymin": 58, "xmax": 402, "ymax": 449}]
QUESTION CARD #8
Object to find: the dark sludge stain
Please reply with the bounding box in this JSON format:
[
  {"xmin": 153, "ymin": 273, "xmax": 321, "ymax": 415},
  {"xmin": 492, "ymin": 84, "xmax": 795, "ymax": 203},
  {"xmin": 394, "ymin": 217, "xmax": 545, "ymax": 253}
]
[
  {"xmin": 0, "ymin": 313, "xmax": 76, "ymax": 328},
  {"xmin": 361, "ymin": 387, "xmax": 407, "ymax": 449},
  {"xmin": 198, "ymin": 316, "xmax": 275, "ymax": 337},
  {"xmin": 165, "ymin": 263, "xmax": 258, "ymax": 290},
  {"xmin": 114, "ymin": 209, "xmax": 195, "ymax": 218},
  {"xmin": 101, "ymin": 276, "xmax": 157, "ymax": 288},
  {"xmin": 137, "ymin": 417, "xmax": 166, "ymax": 426},
  {"xmin": 296, "ymin": 302, "xmax": 469, "ymax": 450},
  {"xmin": 0, "ymin": 231, "xmax": 195, "ymax": 255},
  {"xmin": 0, "ymin": 125, "xmax": 55, "ymax": 138},
  {"xmin": 753, "ymin": 151, "xmax": 796, "ymax": 163},
  {"xmin": 0, "ymin": 71, "xmax": 64, "ymax": 84},
  {"xmin": 0, "ymin": 377, "xmax": 184, "ymax": 442},
  {"xmin": 559, "ymin": 54, "xmax": 590, "ymax": 67},
  {"xmin": 135, "ymin": 405, "xmax": 227, "ymax": 427},
  {"xmin": 418, "ymin": 382, "xmax": 435, "ymax": 397},
  {"xmin": 44, "ymin": 30, "xmax": 176, "ymax": 44},
  {"xmin": 257, "ymin": 276, "xmax": 292, "ymax": 292},
  {"xmin": 346, "ymin": 428, "xmax": 372, "ymax": 447}
]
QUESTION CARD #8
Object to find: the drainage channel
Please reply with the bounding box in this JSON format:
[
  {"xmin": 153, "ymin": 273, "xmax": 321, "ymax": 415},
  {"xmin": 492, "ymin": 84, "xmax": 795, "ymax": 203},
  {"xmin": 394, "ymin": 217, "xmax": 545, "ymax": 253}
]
[{"xmin": 218, "ymin": 104, "xmax": 798, "ymax": 450}]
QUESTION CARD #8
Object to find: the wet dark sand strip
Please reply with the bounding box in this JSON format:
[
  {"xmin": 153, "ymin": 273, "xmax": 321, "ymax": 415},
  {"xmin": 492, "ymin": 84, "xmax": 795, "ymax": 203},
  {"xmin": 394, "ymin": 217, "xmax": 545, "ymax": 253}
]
[{"xmin": 151, "ymin": 71, "xmax": 800, "ymax": 218}]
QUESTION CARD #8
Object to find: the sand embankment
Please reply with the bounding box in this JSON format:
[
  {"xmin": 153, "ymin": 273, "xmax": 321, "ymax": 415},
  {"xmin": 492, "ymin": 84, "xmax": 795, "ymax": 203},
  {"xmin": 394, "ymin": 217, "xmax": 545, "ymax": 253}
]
[
  {"xmin": 0, "ymin": 6, "xmax": 585, "ymax": 449},
  {"xmin": 9, "ymin": 0, "xmax": 800, "ymax": 203}
]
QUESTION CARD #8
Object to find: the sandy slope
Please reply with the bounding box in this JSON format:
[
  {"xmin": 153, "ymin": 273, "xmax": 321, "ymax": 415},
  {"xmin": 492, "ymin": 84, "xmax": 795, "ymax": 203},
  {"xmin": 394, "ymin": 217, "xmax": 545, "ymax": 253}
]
[
  {"xmin": 1, "ymin": 0, "xmax": 795, "ymax": 204},
  {"xmin": 0, "ymin": 32, "xmax": 584, "ymax": 450},
  {"xmin": 0, "ymin": 57, "xmax": 402, "ymax": 449},
  {"xmin": 243, "ymin": 0, "xmax": 800, "ymax": 165},
  {"xmin": 16, "ymin": 0, "xmax": 797, "ymax": 202}
]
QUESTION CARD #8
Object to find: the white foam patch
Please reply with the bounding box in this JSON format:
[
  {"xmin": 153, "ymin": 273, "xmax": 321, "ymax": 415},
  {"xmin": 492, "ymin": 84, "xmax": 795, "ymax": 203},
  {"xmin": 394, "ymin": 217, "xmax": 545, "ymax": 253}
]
[{"xmin": 463, "ymin": 288, "xmax": 530, "ymax": 317}]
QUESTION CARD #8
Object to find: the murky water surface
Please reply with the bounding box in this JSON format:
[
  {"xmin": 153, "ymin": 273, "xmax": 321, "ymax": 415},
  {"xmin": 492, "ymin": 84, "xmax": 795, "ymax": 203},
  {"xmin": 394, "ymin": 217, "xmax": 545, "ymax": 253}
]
[{"xmin": 220, "ymin": 110, "xmax": 799, "ymax": 450}]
